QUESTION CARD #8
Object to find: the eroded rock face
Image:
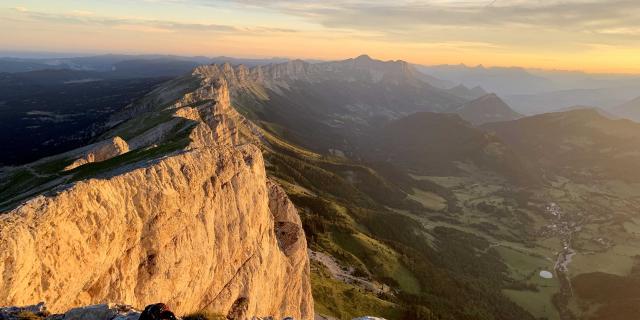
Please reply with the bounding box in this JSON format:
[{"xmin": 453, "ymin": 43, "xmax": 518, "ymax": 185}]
[
  {"xmin": 64, "ymin": 137, "xmax": 130, "ymax": 171},
  {"xmin": 0, "ymin": 72, "xmax": 313, "ymax": 319}
]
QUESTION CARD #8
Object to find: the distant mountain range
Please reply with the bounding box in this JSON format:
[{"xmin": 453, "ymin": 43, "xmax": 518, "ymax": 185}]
[
  {"xmin": 416, "ymin": 63, "xmax": 640, "ymax": 116},
  {"xmin": 197, "ymin": 55, "xmax": 472, "ymax": 151},
  {"xmin": 451, "ymin": 93, "xmax": 522, "ymax": 125},
  {"xmin": 503, "ymin": 86, "xmax": 640, "ymax": 115},
  {"xmin": 7, "ymin": 51, "xmax": 640, "ymax": 120},
  {"xmin": 0, "ymin": 53, "xmax": 291, "ymax": 75},
  {"xmin": 417, "ymin": 64, "xmax": 553, "ymax": 95},
  {"xmin": 611, "ymin": 96, "xmax": 640, "ymax": 122}
]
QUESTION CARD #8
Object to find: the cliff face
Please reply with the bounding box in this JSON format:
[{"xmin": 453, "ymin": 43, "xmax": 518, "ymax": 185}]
[
  {"xmin": 192, "ymin": 55, "xmax": 428, "ymax": 93},
  {"xmin": 0, "ymin": 68, "xmax": 313, "ymax": 319}
]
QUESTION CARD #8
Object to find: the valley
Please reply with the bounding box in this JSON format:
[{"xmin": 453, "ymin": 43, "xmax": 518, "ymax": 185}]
[
  {"xmin": 224, "ymin": 56, "xmax": 640, "ymax": 320},
  {"xmin": 2, "ymin": 55, "xmax": 640, "ymax": 320}
]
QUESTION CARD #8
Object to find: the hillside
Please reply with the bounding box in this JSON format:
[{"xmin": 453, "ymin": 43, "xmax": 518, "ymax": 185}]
[
  {"xmin": 194, "ymin": 55, "xmax": 467, "ymax": 153},
  {"xmin": 453, "ymin": 93, "xmax": 522, "ymax": 125},
  {"xmin": 417, "ymin": 64, "xmax": 554, "ymax": 95},
  {"xmin": 350, "ymin": 111, "xmax": 537, "ymax": 189},
  {"xmin": 364, "ymin": 112, "xmax": 511, "ymax": 174},
  {"xmin": 484, "ymin": 109, "xmax": 640, "ymax": 181},
  {"xmin": 612, "ymin": 96, "xmax": 640, "ymax": 122}
]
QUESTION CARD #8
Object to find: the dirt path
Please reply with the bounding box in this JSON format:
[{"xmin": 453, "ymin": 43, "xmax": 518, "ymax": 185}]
[{"xmin": 309, "ymin": 250, "xmax": 390, "ymax": 294}]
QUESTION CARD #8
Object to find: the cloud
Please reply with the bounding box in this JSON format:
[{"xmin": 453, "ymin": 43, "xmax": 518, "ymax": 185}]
[
  {"xmin": 206, "ymin": 0, "xmax": 640, "ymax": 42},
  {"xmin": 9, "ymin": 7, "xmax": 297, "ymax": 34},
  {"xmin": 70, "ymin": 10, "xmax": 95, "ymax": 17},
  {"xmin": 290, "ymin": 1, "xmax": 637, "ymax": 31},
  {"xmin": 101, "ymin": 0, "xmax": 640, "ymax": 38}
]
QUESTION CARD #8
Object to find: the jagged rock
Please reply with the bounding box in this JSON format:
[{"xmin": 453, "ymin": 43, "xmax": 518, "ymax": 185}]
[
  {"xmin": 0, "ymin": 71, "xmax": 313, "ymax": 319},
  {"xmin": 63, "ymin": 304, "xmax": 140, "ymax": 320},
  {"xmin": 138, "ymin": 303, "xmax": 177, "ymax": 320},
  {"xmin": 226, "ymin": 298, "xmax": 248, "ymax": 320}
]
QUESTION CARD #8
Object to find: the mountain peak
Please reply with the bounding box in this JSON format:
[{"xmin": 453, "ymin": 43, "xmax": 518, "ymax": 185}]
[
  {"xmin": 479, "ymin": 92, "xmax": 499, "ymax": 99},
  {"xmin": 354, "ymin": 54, "xmax": 373, "ymax": 61}
]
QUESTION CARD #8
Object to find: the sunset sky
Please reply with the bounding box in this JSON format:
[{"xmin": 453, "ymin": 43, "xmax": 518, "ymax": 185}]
[{"xmin": 2, "ymin": 0, "xmax": 640, "ymax": 73}]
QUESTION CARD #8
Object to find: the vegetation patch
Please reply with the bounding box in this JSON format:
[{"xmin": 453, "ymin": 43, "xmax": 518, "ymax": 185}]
[{"xmin": 311, "ymin": 260, "xmax": 403, "ymax": 320}]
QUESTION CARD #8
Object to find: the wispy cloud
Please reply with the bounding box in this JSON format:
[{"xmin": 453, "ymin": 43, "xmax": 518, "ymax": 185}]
[
  {"xmin": 69, "ymin": 10, "xmax": 95, "ymax": 17},
  {"xmin": 207, "ymin": 0, "xmax": 640, "ymax": 42},
  {"xmin": 9, "ymin": 7, "xmax": 297, "ymax": 34},
  {"xmin": 3, "ymin": 0, "xmax": 639, "ymax": 72}
]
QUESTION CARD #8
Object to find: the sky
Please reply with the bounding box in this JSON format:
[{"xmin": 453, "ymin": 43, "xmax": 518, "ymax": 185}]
[{"xmin": 1, "ymin": 0, "xmax": 640, "ymax": 73}]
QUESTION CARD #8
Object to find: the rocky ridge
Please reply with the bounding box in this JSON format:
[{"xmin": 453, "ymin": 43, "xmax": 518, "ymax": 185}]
[
  {"xmin": 193, "ymin": 55, "xmax": 454, "ymax": 95},
  {"xmin": 0, "ymin": 67, "xmax": 313, "ymax": 319}
]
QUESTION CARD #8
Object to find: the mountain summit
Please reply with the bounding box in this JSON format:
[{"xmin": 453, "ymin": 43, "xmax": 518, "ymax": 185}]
[{"xmin": 453, "ymin": 93, "xmax": 522, "ymax": 125}]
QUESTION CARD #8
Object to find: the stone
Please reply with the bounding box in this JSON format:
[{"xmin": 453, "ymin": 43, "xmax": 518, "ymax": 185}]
[
  {"xmin": 63, "ymin": 303, "xmax": 139, "ymax": 320},
  {"xmin": 138, "ymin": 303, "xmax": 177, "ymax": 320},
  {"xmin": 0, "ymin": 302, "xmax": 48, "ymax": 320}
]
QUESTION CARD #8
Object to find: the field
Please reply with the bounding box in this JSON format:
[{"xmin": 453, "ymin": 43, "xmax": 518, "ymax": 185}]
[
  {"xmin": 401, "ymin": 168, "xmax": 640, "ymax": 320},
  {"xmin": 230, "ymin": 89, "xmax": 640, "ymax": 320}
]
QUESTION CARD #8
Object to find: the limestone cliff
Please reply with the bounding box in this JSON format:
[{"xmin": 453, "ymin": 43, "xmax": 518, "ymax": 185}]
[
  {"xmin": 63, "ymin": 137, "xmax": 130, "ymax": 171},
  {"xmin": 0, "ymin": 68, "xmax": 313, "ymax": 319}
]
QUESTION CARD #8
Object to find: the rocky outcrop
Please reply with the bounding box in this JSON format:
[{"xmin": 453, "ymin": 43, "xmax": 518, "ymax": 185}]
[
  {"xmin": 192, "ymin": 55, "xmax": 432, "ymax": 93},
  {"xmin": 0, "ymin": 303, "xmax": 143, "ymax": 320},
  {"xmin": 0, "ymin": 302, "xmax": 48, "ymax": 320},
  {"xmin": 64, "ymin": 137, "xmax": 129, "ymax": 171},
  {"xmin": 0, "ymin": 70, "xmax": 313, "ymax": 319},
  {"xmin": 63, "ymin": 304, "xmax": 141, "ymax": 320}
]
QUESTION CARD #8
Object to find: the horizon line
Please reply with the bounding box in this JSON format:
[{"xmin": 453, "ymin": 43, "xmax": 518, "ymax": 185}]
[{"xmin": 1, "ymin": 49, "xmax": 639, "ymax": 76}]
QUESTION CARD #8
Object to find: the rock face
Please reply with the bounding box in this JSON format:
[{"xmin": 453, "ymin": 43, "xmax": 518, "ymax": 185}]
[
  {"xmin": 0, "ymin": 68, "xmax": 313, "ymax": 319},
  {"xmin": 64, "ymin": 137, "xmax": 130, "ymax": 171},
  {"xmin": 63, "ymin": 303, "xmax": 141, "ymax": 320}
]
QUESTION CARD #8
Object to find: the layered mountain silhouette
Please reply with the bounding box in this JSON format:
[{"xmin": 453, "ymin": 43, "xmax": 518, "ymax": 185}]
[
  {"xmin": 363, "ymin": 112, "xmax": 528, "ymax": 179},
  {"xmin": 612, "ymin": 96, "xmax": 640, "ymax": 122},
  {"xmin": 445, "ymin": 84, "xmax": 488, "ymax": 100},
  {"xmin": 199, "ymin": 55, "xmax": 469, "ymax": 152},
  {"xmin": 451, "ymin": 93, "xmax": 522, "ymax": 125}
]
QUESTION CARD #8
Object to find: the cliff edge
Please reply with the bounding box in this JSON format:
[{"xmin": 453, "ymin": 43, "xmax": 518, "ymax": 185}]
[{"xmin": 0, "ymin": 67, "xmax": 313, "ymax": 319}]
